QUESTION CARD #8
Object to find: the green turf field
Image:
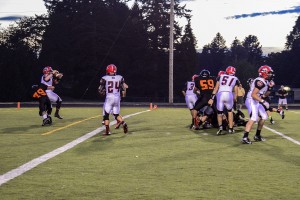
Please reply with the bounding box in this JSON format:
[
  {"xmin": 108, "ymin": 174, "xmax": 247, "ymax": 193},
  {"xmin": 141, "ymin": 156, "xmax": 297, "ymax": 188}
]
[{"xmin": 0, "ymin": 107, "xmax": 300, "ymax": 199}]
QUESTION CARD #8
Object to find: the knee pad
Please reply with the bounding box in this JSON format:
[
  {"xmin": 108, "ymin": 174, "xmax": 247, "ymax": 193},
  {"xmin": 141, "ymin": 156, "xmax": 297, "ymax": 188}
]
[
  {"xmin": 103, "ymin": 112, "xmax": 110, "ymax": 120},
  {"xmin": 217, "ymin": 110, "xmax": 223, "ymax": 115}
]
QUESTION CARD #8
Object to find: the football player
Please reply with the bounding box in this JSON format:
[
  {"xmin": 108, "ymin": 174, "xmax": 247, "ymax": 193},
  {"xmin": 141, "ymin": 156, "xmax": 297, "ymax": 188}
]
[
  {"xmin": 261, "ymin": 80, "xmax": 285, "ymax": 124},
  {"xmin": 191, "ymin": 69, "xmax": 216, "ymax": 129},
  {"xmin": 277, "ymin": 85, "xmax": 289, "ymax": 110},
  {"xmin": 32, "ymin": 83, "xmax": 54, "ymax": 126},
  {"xmin": 217, "ymin": 70, "xmax": 225, "ymax": 77},
  {"xmin": 182, "ymin": 74, "xmax": 199, "ymax": 128},
  {"xmin": 208, "ymin": 66, "xmax": 240, "ymax": 135},
  {"xmin": 41, "ymin": 66, "xmax": 64, "ymax": 119},
  {"xmin": 98, "ymin": 64, "xmax": 128, "ymax": 135},
  {"xmin": 242, "ymin": 65, "xmax": 274, "ymax": 144}
]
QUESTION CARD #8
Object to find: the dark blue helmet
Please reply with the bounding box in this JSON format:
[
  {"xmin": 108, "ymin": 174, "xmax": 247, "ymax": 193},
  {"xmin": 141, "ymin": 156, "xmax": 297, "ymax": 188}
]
[{"xmin": 199, "ymin": 69, "xmax": 210, "ymax": 78}]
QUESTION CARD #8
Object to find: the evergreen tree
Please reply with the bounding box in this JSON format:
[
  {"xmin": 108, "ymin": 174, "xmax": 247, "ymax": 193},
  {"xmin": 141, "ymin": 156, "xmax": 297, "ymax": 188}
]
[
  {"xmin": 174, "ymin": 18, "xmax": 198, "ymax": 99},
  {"xmin": 0, "ymin": 16, "xmax": 47, "ymax": 101},
  {"xmin": 242, "ymin": 35, "xmax": 263, "ymax": 65},
  {"xmin": 199, "ymin": 32, "xmax": 228, "ymax": 75}
]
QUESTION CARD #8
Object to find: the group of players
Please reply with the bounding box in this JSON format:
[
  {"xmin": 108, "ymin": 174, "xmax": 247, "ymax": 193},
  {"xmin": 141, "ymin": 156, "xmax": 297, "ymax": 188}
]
[
  {"xmin": 32, "ymin": 66, "xmax": 64, "ymax": 126},
  {"xmin": 33, "ymin": 64, "xmax": 128, "ymax": 136},
  {"xmin": 183, "ymin": 65, "xmax": 285, "ymax": 144}
]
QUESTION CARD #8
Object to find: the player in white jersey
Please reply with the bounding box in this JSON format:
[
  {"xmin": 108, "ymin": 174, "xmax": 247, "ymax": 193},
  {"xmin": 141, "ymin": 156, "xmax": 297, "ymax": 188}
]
[
  {"xmin": 98, "ymin": 64, "xmax": 128, "ymax": 135},
  {"xmin": 208, "ymin": 66, "xmax": 239, "ymax": 135},
  {"xmin": 182, "ymin": 74, "xmax": 199, "ymax": 128},
  {"xmin": 41, "ymin": 66, "xmax": 63, "ymax": 119},
  {"xmin": 241, "ymin": 65, "xmax": 274, "ymax": 144}
]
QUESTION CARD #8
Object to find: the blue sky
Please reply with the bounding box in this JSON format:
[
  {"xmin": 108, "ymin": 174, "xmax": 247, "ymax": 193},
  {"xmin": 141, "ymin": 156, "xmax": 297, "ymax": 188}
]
[{"xmin": 1, "ymin": 0, "xmax": 300, "ymax": 49}]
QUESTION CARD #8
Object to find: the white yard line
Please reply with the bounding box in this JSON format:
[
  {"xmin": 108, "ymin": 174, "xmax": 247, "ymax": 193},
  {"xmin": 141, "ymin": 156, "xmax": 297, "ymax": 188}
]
[
  {"xmin": 0, "ymin": 110, "xmax": 151, "ymax": 186},
  {"xmin": 264, "ymin": 125, "xmax": 300, "ymax": 145}
]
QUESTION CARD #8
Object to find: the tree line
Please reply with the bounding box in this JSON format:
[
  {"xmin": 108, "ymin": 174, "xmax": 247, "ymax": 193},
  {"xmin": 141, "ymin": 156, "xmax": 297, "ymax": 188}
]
[{"xmin": 0, "ymin": 0, "xmax": 300, "ymax": 102}]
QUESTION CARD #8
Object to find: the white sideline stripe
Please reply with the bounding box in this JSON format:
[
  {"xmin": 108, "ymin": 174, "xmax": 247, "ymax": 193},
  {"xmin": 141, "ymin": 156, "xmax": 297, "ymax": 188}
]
[
  {"xmin": 264, "ymin": 125, "xmax": 300, "ymax": 145},
  {"xmin": 0, "ymin": 110, "xmax": 151, "ymax": 186}
]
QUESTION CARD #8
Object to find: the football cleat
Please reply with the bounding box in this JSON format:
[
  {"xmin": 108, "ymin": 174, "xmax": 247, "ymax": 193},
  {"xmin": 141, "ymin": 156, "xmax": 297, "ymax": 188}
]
[
  {"xmin": 254, "ymin": 135, "xmax": 266, "ymax": 142},
  {"xmin": 55, "ymin": 113, "xmax": 63, "ymax": 119},
  {"xmin": 216, "ymin": 129, "xmax": 223, "ymax": 135},
  {"xmin": 228, "ymin": 128, "xmax": 235, "ymax": 134},
  {"xmin": 241, "ymin": 137, "xmax": 252, "ymax": 144},
  {"xmin": 216, "ymin": 125, "xmax": 223, "ymax": 135},
  {"xmin": 42, "ymin": 118, "xmax": 51, "ymax": 126},
  {"xmin": 123, "ymin": 122, "xmax": 128, "ymax": 134},
  {"xmin": 270, "ymin": 119, "xmax": 275, "ymax": 124},
  {"xmin": 102, "ymin": 132, "xmax": 111, "ymax": 136},
  {"xmin": 193, "ymin": 118, "xmax": 200, "ymax": 130},
  {"xmin": 203, "ymin": 122, "xmax": 212, "ymax": 129}
]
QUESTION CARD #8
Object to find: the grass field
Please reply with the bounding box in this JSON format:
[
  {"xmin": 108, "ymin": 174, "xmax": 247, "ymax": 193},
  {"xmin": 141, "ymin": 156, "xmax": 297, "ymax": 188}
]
[{"xmin": 0, "ymin": 106, "xmax": 300, "ymax": 199}]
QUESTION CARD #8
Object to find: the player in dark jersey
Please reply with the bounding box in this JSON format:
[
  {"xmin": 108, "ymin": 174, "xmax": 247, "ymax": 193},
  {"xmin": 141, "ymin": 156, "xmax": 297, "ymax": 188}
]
[
  {"xmin": 32, "ymin": 83, "xmax": 53, "ymax": 126},
  {"xmin": 191, "ymin": 69, "xmax": 216, "ymax": 129},
  {"xmin": 277, "ymin": 85, "xmax": 288, "ymax": 110}
]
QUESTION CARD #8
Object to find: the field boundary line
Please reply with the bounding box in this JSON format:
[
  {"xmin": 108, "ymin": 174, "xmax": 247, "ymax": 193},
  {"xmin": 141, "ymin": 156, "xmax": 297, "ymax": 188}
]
[
  {"xmin": 0, "ymin": 110, "xmax": 151, "ymax": 186},
  {"xmin": 42, "ymin": 115, "xmax": 101, "ymax": 135},
  {"xmin": 264, "ymin": 125, "xmax": 300, "ymax": 145}
]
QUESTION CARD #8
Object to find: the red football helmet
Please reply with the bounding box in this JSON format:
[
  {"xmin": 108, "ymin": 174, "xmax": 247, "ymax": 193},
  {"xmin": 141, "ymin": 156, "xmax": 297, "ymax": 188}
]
[
  {"xmin": 258, "ymin": 65, "xmax": 273, "ymax": 79},
  {"xmin": 106, "ymin": 64, "xmax": 117, "ymax": 74},
  {"xmin": 226, "ymin": 66, "xmax": 236, "ymax": 75},
  {"xmin": 43, "ymin": 66, "xmax": 53, "ymax": 74},
  {"xmin": 192, "ymin": 74, "xmax": 199, "ymax": 81},
  {"xmin": 218, "ymin": 70, "xmax": 225, "ymax": 77}
]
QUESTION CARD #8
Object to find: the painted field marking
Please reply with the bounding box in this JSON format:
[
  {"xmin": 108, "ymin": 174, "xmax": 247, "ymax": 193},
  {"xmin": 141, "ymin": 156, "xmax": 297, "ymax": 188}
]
[
  {"xmin": 264, "ymin": 125, "xmax": 300, "ymax": 146},
  {"xmin": 0, "ymin": 110, "xmax": 151, "ymax": 186},
  {"xmin": 42, "ymin": 115, "xmax": 101, "ymax": 135}
]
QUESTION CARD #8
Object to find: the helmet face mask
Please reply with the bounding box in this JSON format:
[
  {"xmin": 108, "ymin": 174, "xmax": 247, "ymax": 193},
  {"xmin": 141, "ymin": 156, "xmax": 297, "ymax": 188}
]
[
  {"xmin": 258, "ymin": 65, "xmax": 273, "ymax": 80},
  {"xmin": 199, "ymin": 69, "xmax": 210, "ymax": 78}
]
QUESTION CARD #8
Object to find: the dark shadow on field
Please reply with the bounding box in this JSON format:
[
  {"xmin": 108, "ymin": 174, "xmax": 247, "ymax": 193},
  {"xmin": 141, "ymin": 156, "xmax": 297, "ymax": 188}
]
[
  {"xmin": 0, "ymin": 117, "xmax": 85, "ymax": 134},
  {"xmin": 0, "ymin": 124, "xmax": 42, "ymax": 134}
]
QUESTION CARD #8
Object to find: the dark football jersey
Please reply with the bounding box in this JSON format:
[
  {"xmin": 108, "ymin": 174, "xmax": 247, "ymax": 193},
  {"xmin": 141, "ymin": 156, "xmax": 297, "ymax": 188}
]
[
  {"xmin": 278, "ymin": 89, "xmax": 287, "ymax": 99},
  {"xmin": 194, "ymin": 76, "xmax": 216, "ymax": 95},
  {"xmin": 32, "ymin": 83, "xmax": 48, "ymax": 99}
]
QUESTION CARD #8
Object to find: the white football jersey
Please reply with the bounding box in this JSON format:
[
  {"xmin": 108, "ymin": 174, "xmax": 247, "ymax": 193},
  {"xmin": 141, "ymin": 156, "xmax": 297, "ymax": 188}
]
[
  {"xmin": 185, "ymin": 81, "xmax": 196, "ymax": 95},
  {"xmin": 101, "ymin": 75, "xmax": 124, "ymax": 96},
  {"xmin": 41, "ymin": 75, "xmax": 53, "ymax": 91},
  {"xmin": 217, "ymin": 74, "xmax": 239, "ymax": 92},
  {"xmin": 246, "ymin": 77, "xmax": 268, "ymax": 100}
]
